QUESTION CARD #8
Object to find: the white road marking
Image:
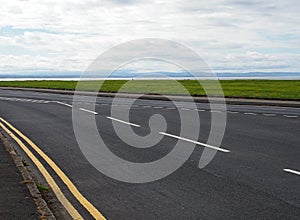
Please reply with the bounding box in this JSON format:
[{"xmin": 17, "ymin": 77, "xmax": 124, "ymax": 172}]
[
  {"xmin": 101, "ymin": 103, "xmax": 109, "ymax": 106},
  {"xmin": 159, "ymin": 132, "xmax": 230, "ymax": 153},
  {"xmin": 79, "ymin": 108, "xmax": 98, "ymax": 115},
  {"xmin": 210, "ymin": 110, "xmax": 222, "ymax": 113},
  {"xmin": 227, "ymin": 111, "xmax": 239, "ymax": 114},
  {"xmin": 56, "ymin": 101, "xmax": 72, "ymax": 108},
  {"xmin": 244, "ymin": 112, "xmax": 257, "ymax": 115},
  {"xmin": 154, "ymin": 106, "xmax": 164, "ymax": 109},
  {"xmin": 142, "ymin": 105, "xmax": 152, "ymax": 108},
  {"xmin": 181, "ymin": 108, "xmax": 191, "ymax": 111},
  {"xmin": 0, "ymin": 96, "xmax": 55, "ymax": 104},
  {"xmin": 0, "ymin": 97, "xmax": 47, "ymax": 103},
  {"xmin": 106, "ymin": 116, "xmax": 141, "ymax": 127},
  {"xmin": 283, "ymin": 168, "xmax": 300, "ymax": 176},
  {"xmin": 283, "ymin": 115, "xmax": 298, "ymax": 118},
  {"xmin": 263, "ymin": 113, "xmax": 276, "ymax": 117},
  {"xmin": 195, "ymin": 109, "xmax": 205, "ymax": 112}
]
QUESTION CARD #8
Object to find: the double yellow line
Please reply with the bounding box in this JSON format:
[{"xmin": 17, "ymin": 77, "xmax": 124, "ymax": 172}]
[{"xmin": 0, "ymin": 117, "xmax": 106, "ymax": 220}]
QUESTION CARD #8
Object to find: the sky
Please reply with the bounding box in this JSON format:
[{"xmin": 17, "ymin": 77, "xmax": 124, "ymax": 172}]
[{"xmin": 0, "ymin": 0, "xmax": 300, "ymax": 76}]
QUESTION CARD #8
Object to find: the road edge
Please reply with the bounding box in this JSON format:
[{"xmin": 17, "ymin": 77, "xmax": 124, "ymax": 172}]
[
  {"xmin": 0, "ymin": 131, "xmax": 57, "ymax": 220},
  {"xmin": 1, "ymin": 86, "xmax": 300, "ymax": 108}
]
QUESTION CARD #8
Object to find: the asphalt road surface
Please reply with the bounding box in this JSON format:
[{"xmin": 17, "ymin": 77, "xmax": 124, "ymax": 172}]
[{"xmin": 0, "ymin": 88, "xmax": 299, "ymax": 219}]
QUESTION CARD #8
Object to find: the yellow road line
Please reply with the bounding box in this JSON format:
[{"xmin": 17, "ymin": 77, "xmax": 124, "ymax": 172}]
[
  {"xmin": 0, "ymin": 117, "xmax": 106, "ymax": 220},
  {"xmin": 0, "ymin": 121, "xmax": 83, "ymax": 220}
]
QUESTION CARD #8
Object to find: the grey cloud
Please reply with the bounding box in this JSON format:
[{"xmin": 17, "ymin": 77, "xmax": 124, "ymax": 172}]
[{"xmin": 0, "ymin": 0, "xmax": 299, "ymax": 74}]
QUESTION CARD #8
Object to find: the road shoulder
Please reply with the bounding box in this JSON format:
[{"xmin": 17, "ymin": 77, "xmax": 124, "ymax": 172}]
[{"xmin": 0, "ymin": 131, "xmax": 56, "ymax": 220}]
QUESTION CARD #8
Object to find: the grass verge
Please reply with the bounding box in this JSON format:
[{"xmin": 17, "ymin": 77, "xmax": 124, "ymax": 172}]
[
  {"xmin": 37, "ymin": 184, "xmax": 50, "ymax": 194},
  {"xmin": 0, "ymin": 80, "xmax": 299, "ymax": 100}
]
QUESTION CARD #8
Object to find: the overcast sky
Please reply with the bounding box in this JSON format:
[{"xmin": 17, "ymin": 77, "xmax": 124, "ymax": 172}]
[{"xmin": 0, "ymin": 0, "xmax": 299, "ymax": 75}]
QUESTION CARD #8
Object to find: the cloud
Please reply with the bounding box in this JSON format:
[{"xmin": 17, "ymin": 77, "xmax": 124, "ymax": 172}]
[{"xmin": 0, "ymin": 0, "xmax": 299, "ymax": 75}]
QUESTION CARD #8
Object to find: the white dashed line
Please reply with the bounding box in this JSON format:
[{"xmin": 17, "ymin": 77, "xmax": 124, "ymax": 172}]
[
  {"xmin": 142, "ymin": 105, "xmax": 152, "ymax": 108},
  {"xmin": 153, "ymin": 106, "xmax": 164, "ymax": 109},
  {"xmin": 227, "ymin": 111, "xmax": 239, "ymax": 114},
  {"xmin": 244, "ymin": 112, "xmax": 257, "ymax": 115},
  {"xmin": 106, "ymin": 116, "xmax": 141, "ymax": 127},
  {"xmin": 0, "ymin": 97, "xmax": 53, "ymax": 104},
  {"xmin": 159, "ymin": 132, "xmax": 230, "ymax": 153},
  {"xmin": 283, "ymin": 168, "xmax": 300, "ymax": 176},
  {"xmin": 210, "ymin": 110, "xmax": 222, "ymax": 113},
  {"xmin": 56, "ymin": 101, "xmax": 72, "ymax": 108},
  {"xmin": 79, "ymin": 108, "xmax": 98, "ymax": 115},
  {"xmin": 181, "ymin": 108, "xmax": 191, "ymax": 111},
  {"xmin": 195, "ymin": 109, "xmax": 205, "ymax": 112},
  {"xmin": 283, "ymin": 115, "xmax": 298, "ymax": 118}
]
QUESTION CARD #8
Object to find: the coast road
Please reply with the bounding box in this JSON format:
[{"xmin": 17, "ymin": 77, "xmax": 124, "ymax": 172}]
[{"xmin": 0, "ymin": 88, "xmax": 299, "ymax": 219}]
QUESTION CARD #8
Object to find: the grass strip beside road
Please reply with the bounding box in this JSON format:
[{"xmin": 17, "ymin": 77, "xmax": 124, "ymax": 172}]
[{"xmin": 0, "ymin": 80, "xmax": 300, "ymax": 100}]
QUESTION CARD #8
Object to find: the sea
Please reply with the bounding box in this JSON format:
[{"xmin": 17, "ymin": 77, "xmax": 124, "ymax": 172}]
[{"xmin": 0, "ymin": 72, "xmax": 300, "ymax": 81}]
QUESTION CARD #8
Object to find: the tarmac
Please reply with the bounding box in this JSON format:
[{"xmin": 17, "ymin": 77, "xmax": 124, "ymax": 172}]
[
  {"xmin": 0, "ymin": 132, "xmax": 55, "ymax": 220},
  {"xmin": 0, "ymin": 139, "xmax": 38, "ymax": 219},
  {"xmin": 1, "ymin": 86, "xmax": 300, "ymax": 108},
  {"xmin": 0, "ymin": 86, "xmax": 299, "ymax": 219}
]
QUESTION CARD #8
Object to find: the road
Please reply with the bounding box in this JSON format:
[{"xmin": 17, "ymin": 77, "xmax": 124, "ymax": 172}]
[{"xmin": 0, "ymin": 88, "xmax": 299, "ymax": 219}]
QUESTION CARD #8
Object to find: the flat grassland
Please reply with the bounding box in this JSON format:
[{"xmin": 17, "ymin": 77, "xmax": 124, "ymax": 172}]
[{"xmin": 0, "ymin": 80, "xmax": 299, "ymax": 100}]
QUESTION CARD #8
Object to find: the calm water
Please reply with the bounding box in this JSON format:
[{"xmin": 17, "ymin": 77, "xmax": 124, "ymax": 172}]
[
  {"xmin": 1, "ymin": 77, "xmax": 300, "ymax": 81},
  {"xmin": 1, "ymin": 71, "xmax": 300, "ymax": 81}
]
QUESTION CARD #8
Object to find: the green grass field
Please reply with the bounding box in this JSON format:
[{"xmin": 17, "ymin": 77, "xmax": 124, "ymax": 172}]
[{"xmin": 0, "ymin": 80, "xmax": 299, "ymax": 100}]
